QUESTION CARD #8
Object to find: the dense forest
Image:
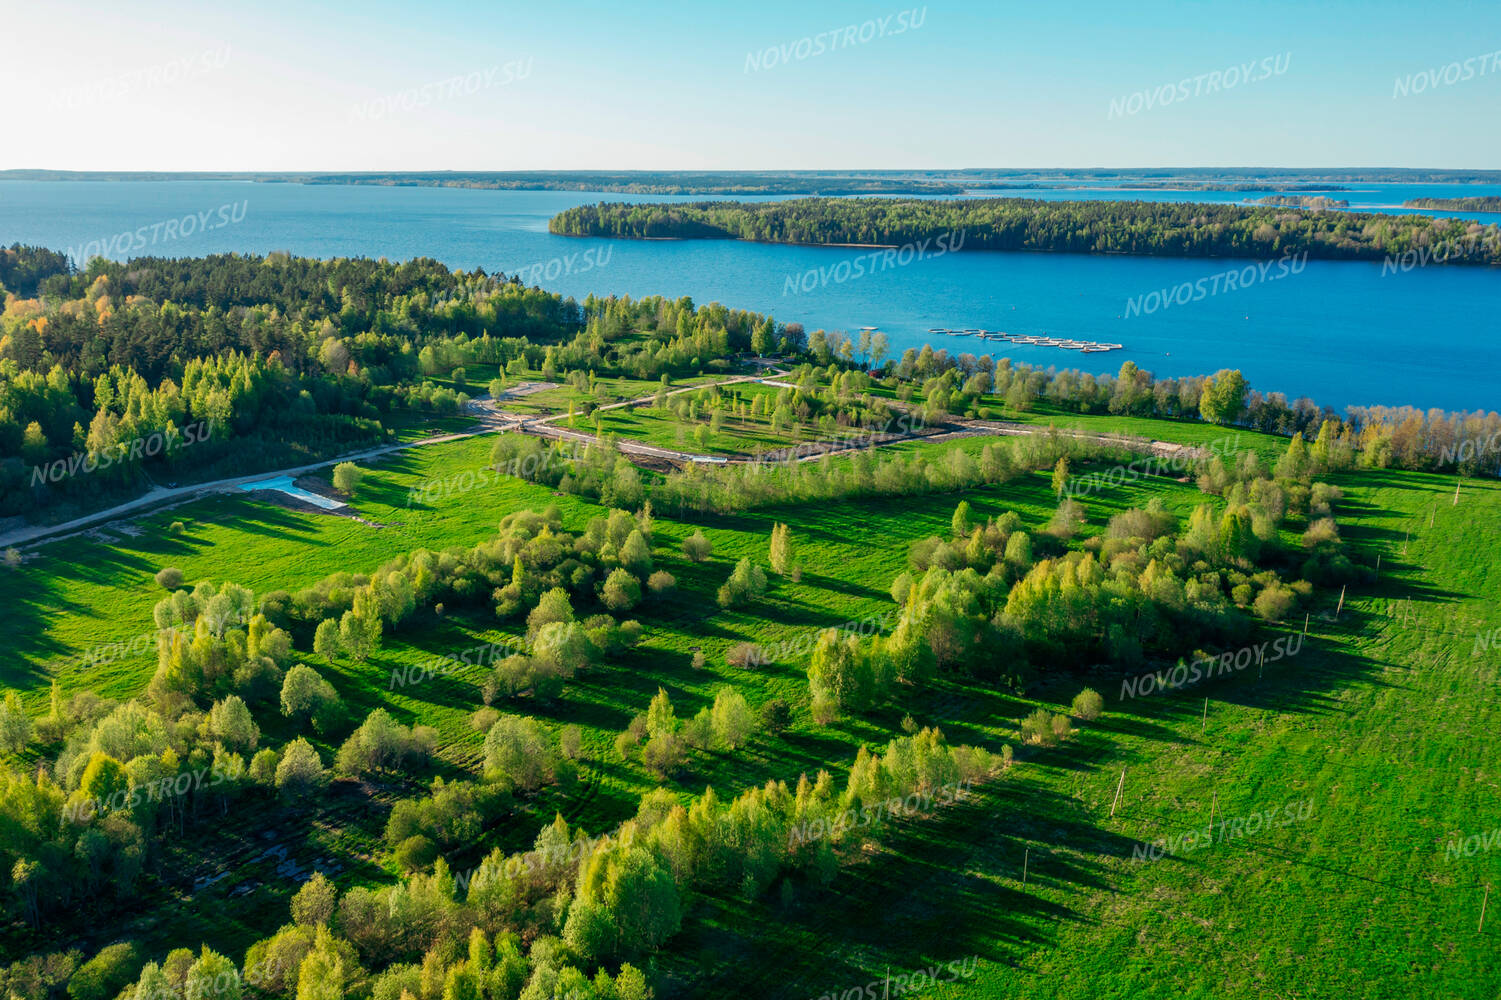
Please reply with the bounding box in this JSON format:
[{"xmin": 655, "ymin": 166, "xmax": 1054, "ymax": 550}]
[
  {"xmin": 548, "ymin": 197, "xmax": 1501, "ymax": 265},
  {"xmin": 0, "ymin": 247, "xmax": 771, "ymax": 519},
  {"xmin": 1403, "ymin": 196, "xmax": 1501, "ymax": 212}
]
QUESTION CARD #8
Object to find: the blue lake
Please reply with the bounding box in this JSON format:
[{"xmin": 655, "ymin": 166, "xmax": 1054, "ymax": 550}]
[{"xmin": 1, "ymin": 180, "xmax": 1497, "ymax": 413}]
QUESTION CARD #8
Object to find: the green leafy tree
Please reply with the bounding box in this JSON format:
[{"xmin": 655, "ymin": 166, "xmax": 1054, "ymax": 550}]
[
  {"xmin": 768, "ymin": 522, "xmax": 794, "ymax": 576},
  {"xmin": 1051, "ymin": 456, "xmax": 1070, "ymax": 499},
  {"xmin": 807, "ymin": 630, "xmax": 878, "ymax": 721},
  {"xmin": 296, "ymin": 927, "xmax": 354, "ymax": 1000},
  {"xmin": 710, "ymin": 687, "xmax": 755, "ymax": 749},
  {"xmin": 332, "ymin": 462, "xmax": 363, "ymax": 496},
  {"xmin": 337, "ymin": 608, "xmax": 381, "ymax": 662},
  {"xmin": 208, "ymin": 695, "xmax": 260, "ymax": 753},
  {"xmin": 1200, "ymin": 368, "xmax": 1248, "ymax": 425},
  {"xmin": 601, "ymin": 568, "xmax": 643, "ymax": 611},
  {"xmin": 0, "ymin": 691, "xmax": 34, "ymax": 754},
  {"xmin": 275, "ymin": 738, "xmax": 328, "ymax": 802},
  {"xmin": 290, "ymin": 872, "xmax": 337, "ymax": 927},
  {"xmin": 281, "ymin": 663, "xmax": 341, "ymax": 732},
  {"xmin": 66, "ymin": 942, "xmax": 139, "ymax": 1000},
  {"xmin": 313, "ymin": 618, "xmax": 341, "ymax": 664},
  {"xmin": 185, "ymin": 948, "xmax": 240, "ymax": 1000},
  {"xmin": 717, "ymin": 557, "xmax": 767, "ymax": 608},
  {"xmin": 951, "ymin": 500, "xmax": 972, "ymax": 538},
  {"xmin": 483, "ymin": 714, "xmax": 559, "ymax": 790}
]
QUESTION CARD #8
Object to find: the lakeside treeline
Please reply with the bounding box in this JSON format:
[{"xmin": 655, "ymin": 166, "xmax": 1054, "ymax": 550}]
[
  {"xmin": 1254, "ymin": 195, "xmax": 1349, "ymax": 209},
  {"xmin": 1403, "ymin": 196, "xmax": 1501, "ymax": 212},
  {"xmin": 0, "ymin": 246, "xmax": 773, "ymax": 519},
  {"xmin": 286, "ymin": 172, "xmax": 966, "ymax": 195},
  {"xmin": 2, "ymin": 244, "xmax": 1497, "ymax": 527},
  {"xmin": 549, "ymin": 197, "xmax": 1501, "ymax": 265}
]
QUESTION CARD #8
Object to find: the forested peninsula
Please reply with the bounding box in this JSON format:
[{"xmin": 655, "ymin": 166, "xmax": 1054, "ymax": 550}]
[
  {"xmin": 549, "ymin": 197, "xmax": 1501, "ymax": 265},
  {"xmin": 1403, "ymin": 196, "xmax": 1501, "ymax": 212}
]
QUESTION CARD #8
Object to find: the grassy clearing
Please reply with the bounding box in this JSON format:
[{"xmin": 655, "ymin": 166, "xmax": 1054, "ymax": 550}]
[{"xmin": 588, "ymin": 382, "xmax": 883, "ymax": 457}]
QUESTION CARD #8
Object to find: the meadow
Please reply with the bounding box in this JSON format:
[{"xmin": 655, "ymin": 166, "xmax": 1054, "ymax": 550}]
[{"xmin": 3, "ymin": 410, "xmax": 1496, "ymax": 998}]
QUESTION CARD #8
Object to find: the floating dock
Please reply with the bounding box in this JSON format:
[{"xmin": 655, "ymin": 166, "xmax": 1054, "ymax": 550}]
[{"xmin": 929, "ymin": 328, "xmax": 1124, "ymax": 354}]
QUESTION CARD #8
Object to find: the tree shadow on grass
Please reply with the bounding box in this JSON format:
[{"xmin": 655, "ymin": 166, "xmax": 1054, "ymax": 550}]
[{"xmin": 673, "ymin": 778, "xmax": 1134, "ymax": 999}]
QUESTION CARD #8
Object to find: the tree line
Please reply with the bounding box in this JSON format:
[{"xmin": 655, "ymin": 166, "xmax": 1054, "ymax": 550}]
[{"xmin": 549, "ymin": 197, "xmax": 1501, "ymax": 266}]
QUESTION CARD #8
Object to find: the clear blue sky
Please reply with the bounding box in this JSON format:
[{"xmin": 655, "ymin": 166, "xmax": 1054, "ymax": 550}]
[{"xmin": 8, "ymin": 0, "xmax": 1500, "ymax": 170}]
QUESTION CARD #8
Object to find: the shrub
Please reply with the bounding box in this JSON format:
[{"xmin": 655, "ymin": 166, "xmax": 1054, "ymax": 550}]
[
  {"xmin": 1254, "ymin": 583, "xmax": 1297, "ymax": 622},
  {"xmin": 1020, "ymin": 708, "xmax": 1056, "ymax": 746},
  {"xmin": 726, "ymin": 641, "xmax": 768, "ymax": 669},
  {"xmin": 690, "ymin": 650, "xmax": 707, "ymax": 669},
  {"xmin": 1070, "ymin": 688, "xmax": 1104, "ymax": 721},
  {"xmin": 614, "ymin": 729, "xmax": 638, "ymax": 760},
  {"xmin": 681, "ymin": 530, "xmax": 713, "ymax": 562},
  {"xmin": 559, "ymin": 724, "xmax": 583, "ymax": 760},
  {"xmin": 646, "ymin": 570, "xmax": 677, "ymax": 595},
  {"xmin": 759, "ymin": 698, "xmax": 792, "ymax": 734},
  {"xmin": 168, "ymin": 521, "xmax": 186, "ymax": 534},
  {"xmin": 1302, "ymin": 517, "xmax": 1340, "ymax": 548},
  {"xmin": 471, "ymin": 707, "xmax": 500, "ymax": 733},
  {"xmin": 1050, "ymin": 713, "xmax": 1074, "ymax": 741},
  {"xmin": 154, "ymin": 567, "xmax": 184, "ymax": 589}
]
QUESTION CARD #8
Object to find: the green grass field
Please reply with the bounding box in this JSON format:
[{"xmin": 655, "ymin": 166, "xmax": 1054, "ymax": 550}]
[{"xmin": 5, "ymin": 415, "xmax": 1496, "ymax": 998}]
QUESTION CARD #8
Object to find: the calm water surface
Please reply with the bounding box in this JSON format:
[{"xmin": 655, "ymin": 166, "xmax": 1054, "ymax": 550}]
[{"xmin": 1, "ymin": 180, "xmax": 1497, "ymax": 412}]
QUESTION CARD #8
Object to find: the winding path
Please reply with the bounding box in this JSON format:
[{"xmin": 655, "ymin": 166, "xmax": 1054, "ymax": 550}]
[{"xmin": 3, "ymin": 367, "xmax": 1206, "ymax": 551}]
